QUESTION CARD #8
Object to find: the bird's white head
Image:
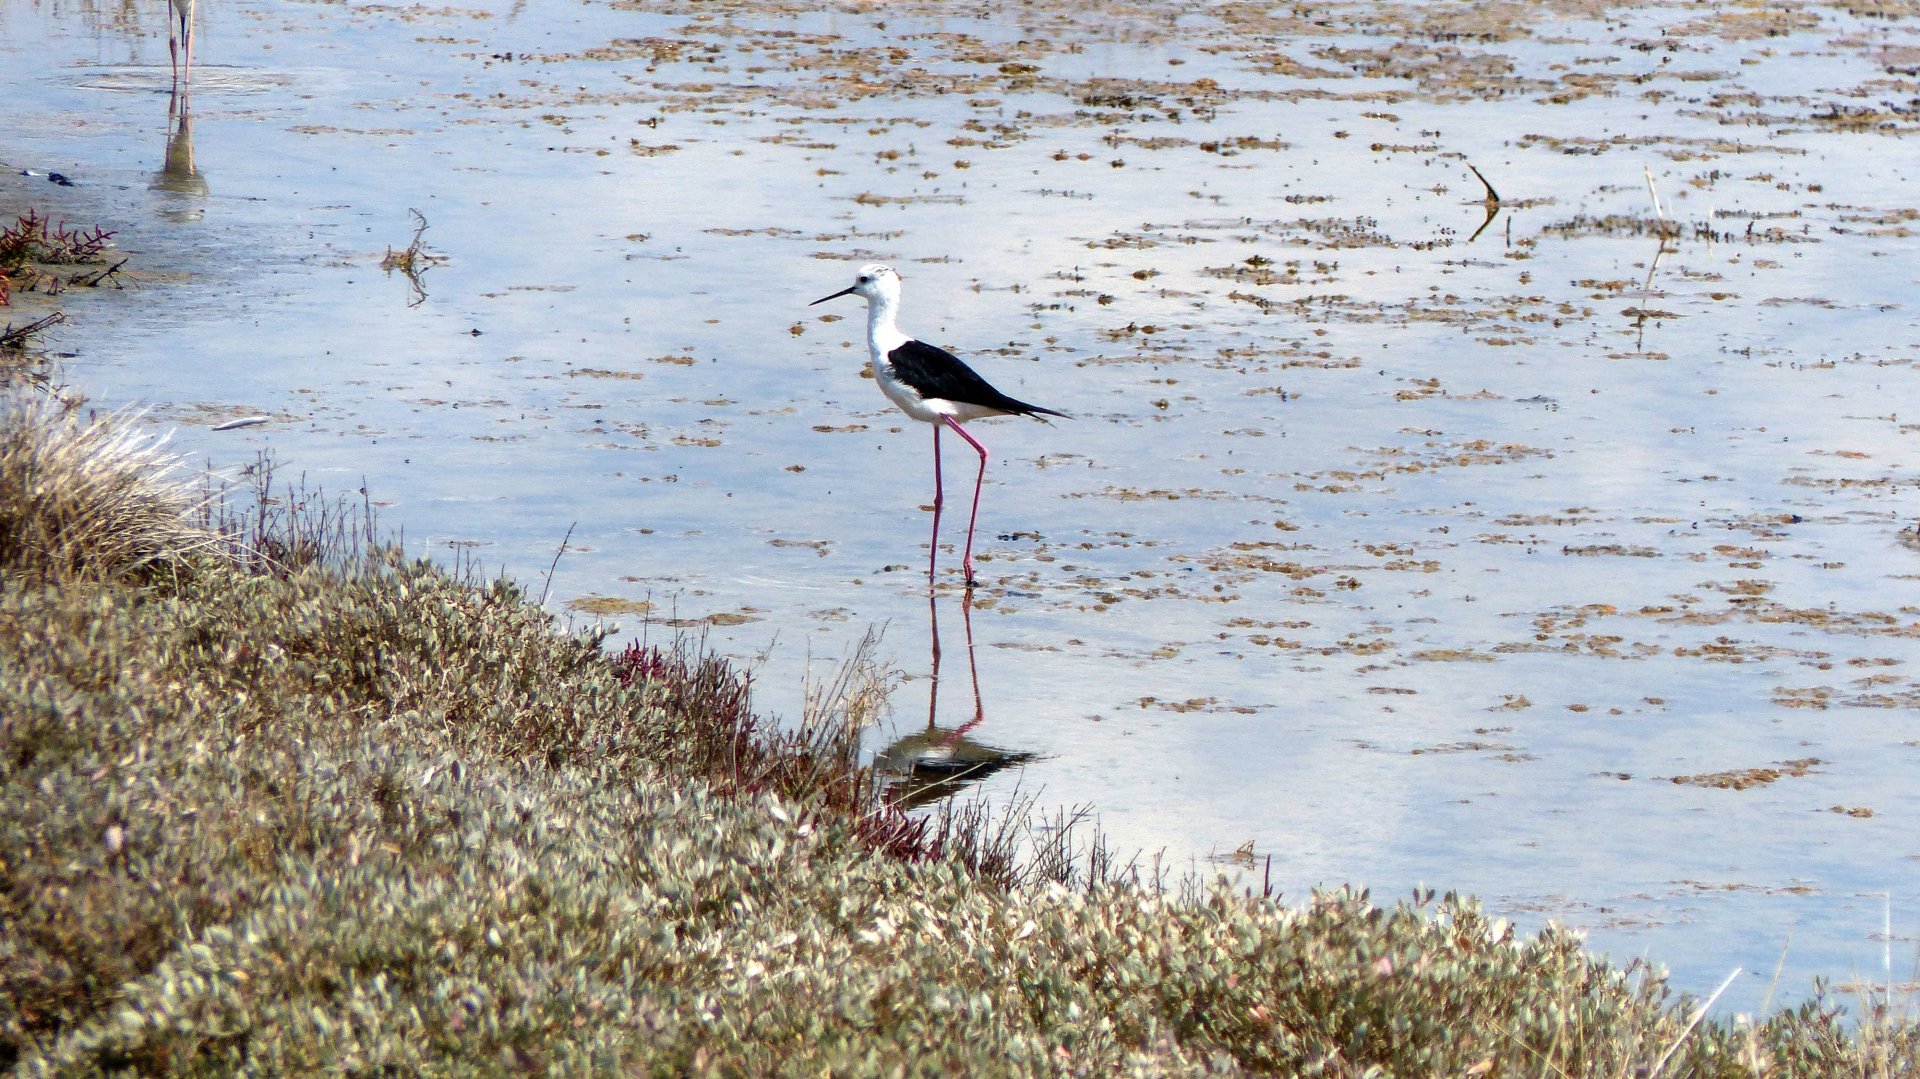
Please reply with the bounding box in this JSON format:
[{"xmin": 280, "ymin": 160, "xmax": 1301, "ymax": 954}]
[{"xmin": 810, "ymin": 263, "xmax": 901, "ymax": 308}]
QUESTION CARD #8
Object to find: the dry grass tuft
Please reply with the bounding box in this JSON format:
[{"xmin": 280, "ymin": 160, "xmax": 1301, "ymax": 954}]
[{"xmin": 0, "ymin": 394, "xmax": 213, "ymax": 581}]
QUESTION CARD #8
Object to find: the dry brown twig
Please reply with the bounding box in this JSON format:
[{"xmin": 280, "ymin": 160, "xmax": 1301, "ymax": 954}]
[{"xmin": 380, "ymin": 208, "xmax": 447, "ymax": 307}]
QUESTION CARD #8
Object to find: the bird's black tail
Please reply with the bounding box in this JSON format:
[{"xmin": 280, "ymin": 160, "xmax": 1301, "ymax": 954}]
[{"xmin": 1011, "ymin": 400, "xmax": 1068, "ymax": 422}]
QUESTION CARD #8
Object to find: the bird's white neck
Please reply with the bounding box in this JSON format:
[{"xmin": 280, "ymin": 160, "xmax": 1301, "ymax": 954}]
[{"xmin": 864, "ymin": 290, "xmax": 909, "ymax": 361}]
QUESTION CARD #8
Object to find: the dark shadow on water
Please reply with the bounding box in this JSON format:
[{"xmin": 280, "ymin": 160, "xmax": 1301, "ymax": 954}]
[{"xmin": 872, "ymin": 589, "xmax": 1036, "ymax": 811}]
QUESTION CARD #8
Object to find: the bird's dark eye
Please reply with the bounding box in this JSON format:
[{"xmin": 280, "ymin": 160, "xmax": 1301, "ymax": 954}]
[{"xmin": 858, "ymin": 275, "xmax": 871, "ymax": 283}]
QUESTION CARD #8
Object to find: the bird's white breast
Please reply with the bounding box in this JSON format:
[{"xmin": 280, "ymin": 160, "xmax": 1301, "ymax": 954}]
[
  {"xmin": 872, "ymin": 353, "xmax": 948, "ymax": 423},
  {"xmin": 867, "ymin": 325, "xmax": 948, "ymax": 424}
]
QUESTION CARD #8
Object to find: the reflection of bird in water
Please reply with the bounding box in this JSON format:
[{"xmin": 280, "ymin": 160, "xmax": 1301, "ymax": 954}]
[
  {"xmin": 151, "ymin": 108, "xmax": 207, "ymax": 219},
  {"xmin": 167, "ymin": 0, "xmax": 196, "ymax": 97},
  {"xmin": 871, "ymin": 591, "xmax": 1035, "ymax": 810},
  {"xmin": 810, "ymin": 263, "xmax": 1065, "ymax": 588},
  {"xmin": 152, "ymin": 108, "xmax": 206, "ymax": 196}
]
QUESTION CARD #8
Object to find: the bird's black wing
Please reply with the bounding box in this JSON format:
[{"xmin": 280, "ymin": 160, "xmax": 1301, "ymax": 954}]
[{"xmin": 888, "ymin": 339, "xmax": 1066, "ymax": 419}]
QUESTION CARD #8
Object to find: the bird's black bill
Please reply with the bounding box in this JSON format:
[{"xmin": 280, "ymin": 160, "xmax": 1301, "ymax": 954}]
[{"xmin": 809, "ymin": 285, "xmax": 857, "ymax": 306}]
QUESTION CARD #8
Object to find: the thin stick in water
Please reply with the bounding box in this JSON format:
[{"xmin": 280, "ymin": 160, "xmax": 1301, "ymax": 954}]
[{"xmin": 537, "ymin": 521, "xmax": 577, "ymax": 607}]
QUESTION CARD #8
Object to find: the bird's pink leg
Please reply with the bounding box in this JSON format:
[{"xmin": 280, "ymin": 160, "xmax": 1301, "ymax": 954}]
[
  {"xmin": 942, "ymin": 416, "xmax": 989, "ymax": 588},
  {"xmin": 166, "ymin": 0, "xmax": 194, "ymax": 103},
  {"xmin": 928, "ymin": 422, "xmax": 944, "ymax": 582}
]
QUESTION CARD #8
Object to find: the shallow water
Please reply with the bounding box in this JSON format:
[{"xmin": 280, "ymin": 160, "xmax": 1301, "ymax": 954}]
[{"xmin": 8, "ymin": 0, "xmax": 1920, "ymax": 1013}]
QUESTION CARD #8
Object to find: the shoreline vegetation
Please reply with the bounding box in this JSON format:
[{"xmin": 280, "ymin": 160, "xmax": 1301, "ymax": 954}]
[
  {"xmin": 4, "ymin": 234, "xmax": 1919, "ymax": 1075},
  {"xmin": 0, "ymin": 207, "xmax": 119, "ymax": 361}
]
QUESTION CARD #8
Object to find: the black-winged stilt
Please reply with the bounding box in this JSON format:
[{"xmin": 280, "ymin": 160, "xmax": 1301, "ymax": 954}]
[
  {"xmin": 811, "ymin": 263, "xmax": 1066, "ymax": 588},
  {"xmin": 167, "ymin": 0, "xmax": 196, "ymax": 94}
]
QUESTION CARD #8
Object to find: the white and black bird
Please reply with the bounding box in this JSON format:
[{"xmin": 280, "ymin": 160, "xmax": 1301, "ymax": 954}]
[
  {"xmin": 811, "ymin": 263, "xmax": 1065, "ymax": 588},
  {"xmin": 166, "ymin": 0, "xmax": 196, "ymax": 96}
]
